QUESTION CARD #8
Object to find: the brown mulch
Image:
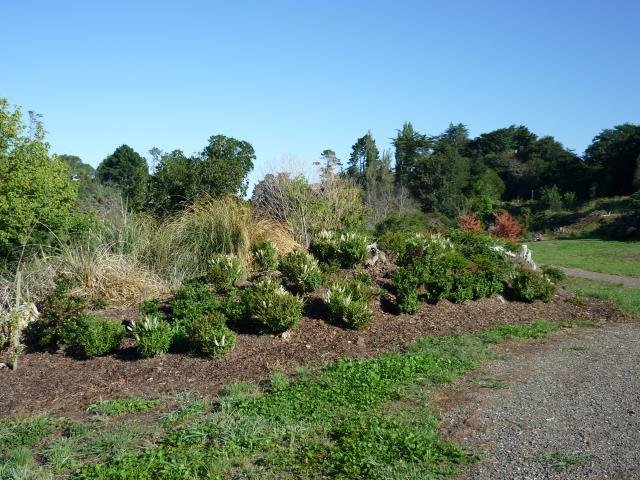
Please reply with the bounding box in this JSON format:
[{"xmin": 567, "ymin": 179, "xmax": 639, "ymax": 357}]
[{"xmin": 0, "ymin": 288, "xmax": 622, "ymax": 419}]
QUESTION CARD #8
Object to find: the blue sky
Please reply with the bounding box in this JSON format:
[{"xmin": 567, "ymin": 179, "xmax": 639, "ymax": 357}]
[{"xmin": 3, "ymin": 0, "xmax": 639, "ymax": 192}]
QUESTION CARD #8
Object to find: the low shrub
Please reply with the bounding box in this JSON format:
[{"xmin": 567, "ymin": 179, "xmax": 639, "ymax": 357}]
[
  {"xmin": 33, "ymin": 276, "xmax": 87, "ymax": 348},
  {"xmin": 139, "ymin": 298, "xmax": 165, "ymax": 319},
  {"xmin": 208, "ymin": 253, "xmax": 244, "ymax": 292},
  {"xmin": 188, "ymin": 311, "xmax": 236, "ymax": 358},
  {"xmin": 171, "ymin": 283, "xmax": 219, "ymax": 324},
  {"xmin": 491, "ymin": 212, "xmax": 522, "ymax": 241},
  {"xmin": 74, "ymin": 315, "xmax": 125, "ymax": 358},
  {"xmin": 458, "ymin": 214, "xmax": 483, "ymax": 232},
  {"xmin": 541, "ymin": 265, "xmax": 566, "ymax": 284},
  {"xmin": 470, "ymin": 254, "xmax": 508, "ymax": 298},
  {"xmin": 309, "ymin": 230, "xmax": 369, "ymax": 268},
  {"xmin": 394, "ymin": 266, "xmax": 421, "ymax": 314},
  {"xmin": 397, "ymin": 233, "xmax": 454, "ymax": 267},
  {"xmin": 376, "ymin": 230, "xmax": 414, "ymax": 258},
  {"xmin": 279, "ymin": 251, "xmax": 325, "ymax": 293},
  {"xmin": 243, "ymin": 278, "xmax": 303, "ymax": 333},
  {"xmin": 131, "ymin": 315, "xmax": 173, "ymax": 358},
  {"xmin": 252, "ymin": 239, "xmax": 279, "ymax": 272},
  {"xmin": 511, "ymin": 268, "xmax": 555, "ymax": 302},
  {"xmin": 324, "ymin": 279, "xmax": 375, "ymax": 329}
]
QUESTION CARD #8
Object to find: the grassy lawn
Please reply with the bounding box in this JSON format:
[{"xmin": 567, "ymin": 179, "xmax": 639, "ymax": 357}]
[
  {"xmin": 529, "ymin": 239, "xmax": 640, "ymax": 278},
  {"xmin": 565, "ymin": 277, "xmax": 640, "ymax": 317},
  {"xmin": 0, "ymin": 321, "xmax": 566, "ymax": 480}
]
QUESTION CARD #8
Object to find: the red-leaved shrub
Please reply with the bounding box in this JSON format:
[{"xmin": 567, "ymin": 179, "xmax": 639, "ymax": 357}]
[
  {"xmin": 491, "ymin": 212, "xmax": 522, "ymax": 241},
  {"xmin": 458, "ymin": 214, "xmax": 483, "ymax": 232}
]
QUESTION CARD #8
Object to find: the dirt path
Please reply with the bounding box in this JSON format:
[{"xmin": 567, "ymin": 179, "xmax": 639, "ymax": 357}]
[
  {"xmin": 438, "ymin": 321, "xmax": 640, "ymax": 480},
  {"xmin": 559, "ymin": 266, "xmax": 640, "ymax": 288}
]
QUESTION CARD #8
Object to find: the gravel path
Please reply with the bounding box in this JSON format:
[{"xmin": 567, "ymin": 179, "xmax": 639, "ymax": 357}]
[
  {"xmin": 438, "ymin": 321, "xmax": 640, "ymax": 480},
  {"xmin": 559, "ymin": 267, "xmax": 640, "ymax": 288}
]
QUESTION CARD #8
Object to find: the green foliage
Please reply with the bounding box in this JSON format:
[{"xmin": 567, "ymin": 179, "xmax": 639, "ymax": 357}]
[
  {"xmin": 541, "ymin": 265, "xmax": 566, "ymax": 283},
  {"xmin": 208, "ymin": 253, "xmax": 244, "ymax": 292},
  {"xmin": 170, "ymin": 283, "xmax": 218, "ymax": 325},
  {"xmin": 243, "ymin": 277, "xmax": 303, "ymax": 333},
  {"xmin": 540, "ymin": 185, "xmax": 564, "ymax": 211},
  {"xmin": 0, "ymin": 99, "xmax": 79, "ymax": 259},
  {"xmin": 188, "ymin": 311, "xmax": 236, "ymax": 358},
  {"xmin": 397, "ymin": 232, "xmax": 454, "ymax": 267},
  {"xmin": 511, "ymin": 268, "xmax": 556, "ymax": 302},
  {"xmin": 394, "ymin": 266, "xmax": 421, "ymax": 314},
  {"xmin": 279, "ymin": 250, "xmax": 325, "ymax": 292},
  {"xmin": 138, "ymin": 298, "xmax": 164, "ymax": 319},
  {"xmin": 87, "ymin": 398, "xmax": 159, "ymax": 417},
  {"xmin": 96, "ymin": 145, "xmax": 149, "ymax": 211},
  {"xmin": 73, "ymin": 315, "xmax": 126, "ymax": 357},
  {"xmin": 32, "ymin": 276, "xmax": 87, "ymax": 349},
  {"xmin": 310, "ymin": 230, "xmax": 369, "ymax": 269},
  {"xmin": 251, "ymin": 239, "xmax": 279, "ymax": 271},
  {"xmin": 324, "ymin": 279, "xmax": 376, "ymax": 329},
  {"xmin": 131, "ymin": 316, "xmax": 173, "ymax": 358}
]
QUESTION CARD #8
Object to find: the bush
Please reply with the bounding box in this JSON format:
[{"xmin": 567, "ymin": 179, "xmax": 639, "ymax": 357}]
[
  {"xmin": 449, "ymin": 229, "xmax": 518, "ymax": 258},
  {"xmin": 310, "ymin": 230, "xmax": 369, "ymax": 269},
  {"xmin": 309, "ymin": 230, "xmax": 340, "ymax": 266},
  {"xmin": 541, "ymin": 265, "xmax": 566, "ymax": 284},
  {"xmin": 74, "ymin": 315, "xmax": 125, "ymax": 357},
  {"xmin": 458, "ymin": 214, "xmax": 483, "ymax": 232},
  {"xmin": 33, "ymin": 276, "xmax": 87, "ymax": 348},
  {"xmin": 131, "ymin": 315, "xmax": 173, "ymax": 358},
  {"xmin": 243, "ymin": 278, "xmax": 303, "ymax": 333},
  {"xmin": 279, "ymin": 250, "xmax": 325, "ymax": 293},
  {"xmin": 324, "ymin": 279, "xmax": 375, "ymax": 329},
  {"xmin": 397, "ymin": 233, "xmax": 454, "ymax": 267},
  {"xmin": 171, "ymin": 283, "xmax": 219, "ymax": 324},
  {"xmin": 511, "ymin": 268, "xmax": 555, "ymax": 302},
  {"xmin": 376, "ymin": 230, "xmax": 415, "ymax": 258},
  {"xmin": 252, "ymin": 239, "xmax": 279, "ymax": 272},
  {"xmin": 423, "ymin": 252, "xmax": 475, "ymax": 303},
  {"xmin": 470, "ymin": 254, "xmax": 508, "ymax": 298},
  {"xmin": 208, "ymin": 253, "xmax": 244, "ymax": 292},
  {"xmin": 188, "ymin": 311, "xmax": 236, "ymax": 358},
  {"xmin": 491, "ymin": 212, "xmax": 522, "ymax": 241},
  {"xmin": 394, "ymin": 266, "xmax": 421, "ymax": 314},
  {"xmin": 139, "ymin": 298, "xmax": 165, "ymax": 319}
]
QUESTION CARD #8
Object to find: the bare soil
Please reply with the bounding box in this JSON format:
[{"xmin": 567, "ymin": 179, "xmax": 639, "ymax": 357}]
[{"xmin": 0, "ymin": 287, "xmax": 621, "ymax": 420}]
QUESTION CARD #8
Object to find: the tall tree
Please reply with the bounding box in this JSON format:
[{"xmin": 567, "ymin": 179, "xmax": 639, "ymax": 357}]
[
  {"xmin": 96, "ymin": 145, "xmax": 149, "ymax": 210},
  {"xmin": 584, "ymin": 123, "xmax": 640, "ymax": 196},
  {"xmin": 346, "ymin": 131, "xmax": 379, "ymax": 187},
  {"xmin": 392, "ymin": 122, "xmax": 431, "ymax": 188},
  {"xmin": 199, "ymin": 134, "xmax": 255, "ymax": 198}
]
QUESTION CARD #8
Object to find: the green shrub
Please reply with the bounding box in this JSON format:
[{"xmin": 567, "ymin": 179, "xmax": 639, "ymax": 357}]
[
  {"xmin": 541, "ymin": 265, "xmax": 566, "ymax": 284},
  {"xmin": 310, "ymin": 230, "xmax": 369, "ymax": 268},
  {"xmin": 252, "ymin": 239, "xmax": 279, "ymax": 272},
  {"xmin": 394, "ymin": 266, "xmax": 421, "ymax": 314},
  {"xmin": 397, "ymin": 233, "xmax": 454, "ymax": 267},
  {"xmin": 139, "ymin": 298, "xmax": 165, "ymax": 319},
  {"xmin": 171, "ymin": 283, "xmax": 219, "ymax": 324},
  {"xmin": 449, "ymin": 229, "xmax": 518, "ymax": 258},
  {"xmin": 243, "ymin": 278, "xmax": 303, "ymax": 333},
  {"xmin": 324, "ymin": 279, "xmax": 375, "ymax": 329},
  {"xmin": 511, "ymin": 268, "xmax": 556, "ymax": 302},
  {"xmin": 375, "ymin": 212, "xmax": 430, "ymax": 237},
  {"xmin": 74, "ymin": 315, "xmax": 125, "ymax": 357},
  {"xmin": 131, "ymin": 316, "xmax": 173, "ymax": 358},
  {"xmin": 33, "ymin": 276, "xmax": 87, "ymax": 348},
  {"xmin": 279, "ymin": 250, "xmax": 325, "ymax": 293},
  {"xmin": 188, "ymin": 311, "xmax": 236, "ymax": 358},
  {"xmin": 470, "ymin": 254, "xmax": 508, "ymax": 298},
  {"xmin": 208, "ymin": 253, "xmax": 244, "ymax": 292},
  {"xmin": 376, "ymin": 230, "xmax": 414, "ymax": 258}
]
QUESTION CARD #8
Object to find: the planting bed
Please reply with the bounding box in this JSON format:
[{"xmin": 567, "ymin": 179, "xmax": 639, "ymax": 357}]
[{"xmin": 0, "ymin": 288, "xmax": 620, "ymax": 419}]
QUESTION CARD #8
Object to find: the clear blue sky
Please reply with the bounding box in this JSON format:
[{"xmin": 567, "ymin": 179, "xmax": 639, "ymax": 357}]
[{"xmin": 3, "ymin": 0, "xmax": 639, "ymax": 192}]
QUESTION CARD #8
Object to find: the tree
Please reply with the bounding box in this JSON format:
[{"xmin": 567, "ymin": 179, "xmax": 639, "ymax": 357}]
[
  {"xmin": 584, "ymin": 123, "xmax": 640, "ymax": 197},
  {"xmin": 147, "ymin": 149, "xmax": 195, "ymax": 214},
  {"xmin": 0, "ymin": 99, "xmax": 78, "ymax": 259},
  {"xmin": 96, "ymin": 145, "xmax": 149, "ymax": 210},
  {"xmin": 316, "ymin": 149, "xmax": 341, "ymax": 182},
  {"xmin": 346, "ymin": 131, "xmax": 379, "ymax": 188},
  {"xmin": 199, "ymin": 134, "xmax": 255, "ymax": 198},
  {"xmin": 392, "ymin": 122, "xmax": 431, "ymax": 188}
]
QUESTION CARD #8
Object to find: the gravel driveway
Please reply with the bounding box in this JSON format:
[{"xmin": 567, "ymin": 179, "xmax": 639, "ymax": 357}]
[{"xmin": 437, "ymin": 321, "xmax": 640, "ymax": 480}]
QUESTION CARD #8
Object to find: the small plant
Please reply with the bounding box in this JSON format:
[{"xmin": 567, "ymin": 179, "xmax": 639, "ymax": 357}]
[
  {"xmin": 73, "ymin": 315, "xmax": 126, "ymax": 358},
  {"xmin": 394, "ymin": 266, "xmax": 421, "ymax": 314},
  {"xmin": 0, "ymin": 303, "xmax": 40, "ymax": 370},
  {"xmin": 252, "ymin": 239, "xmax": 279, "ymax": 272},
  {"xmin": 458, "ymin": 214, "xmax": 483, "ymax": 232},
  {"xmin": 87, "ymin": 397, "xmax": 160, "ymax": 417},
  {"xmin": 139, "ymin": 298, "xmax": 165, "ymax": 319},
  {"xmin": 188, "ymin": 311, "xmax": 236, "ymax": 358},
  {"xmin": 131, "ymin": 315, "xmax": 173, "ymax": 358},
  {"xmin": 398, "ymin": 233, "xmax": 454, "ymax": 266},
  {"xmin": 511, "ymin": 268, "xmax": 556, "ymax": 302},
  {"xmin": 491, "ymin": 212, "xmax": 522, "ymax": 241},
  {"xmin": 310, "ymin": 230, "xmax": 369, "ymax": 268},
  {"xmin": 171, "ymin": 283, "xmax": 219, "ymax": 324},
  {"xmin": 279, "ymin": 250, "xmax": 325, "ymax": 293},
  {"xmin": 208, "ymin": 253, "xmax": 244, "ymax": 292},
  {"xmin": 542, "ymin": 265, "xmax": 566, "ymax": 284},
  {"xmin": 324, "ymin": 279, "xmax": 375, "ymax": 329},
  {"xmin": 244, "ymin": 277, "xmax": 303, "ymax": 333}
]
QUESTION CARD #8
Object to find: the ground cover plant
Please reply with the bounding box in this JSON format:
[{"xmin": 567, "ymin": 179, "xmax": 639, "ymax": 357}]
[
  {"xmin": 529, "ymin": 239, "xmax": 640, "ymax": 278},
  {"xmin": 0, "ymin": 320, "xmax": 568, "ymax": 479}
]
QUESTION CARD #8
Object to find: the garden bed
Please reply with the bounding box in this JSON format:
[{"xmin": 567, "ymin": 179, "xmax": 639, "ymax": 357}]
[{"xmin": 0, "ymin": 288, "xmax": 620, "ymax": 419}]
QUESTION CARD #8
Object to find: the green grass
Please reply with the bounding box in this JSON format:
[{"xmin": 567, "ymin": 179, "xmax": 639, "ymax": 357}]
[
  {"xmin": 565, "ymin": 277, "xmax": 640, "ymax": 316},
  {"xmin": 541, "ymin": 451, "xmax": 589, "ymax": 469},
  {"xmin": 87, "ymin": 398, "xmax": 160, "ymax": 417},
  {"xmin": 529, "ymin": 239, "xmax": 640, "ymax": 278},
  {"xmin": 0, "ymin": 320, "xmax": 567, "ymax": 480}
]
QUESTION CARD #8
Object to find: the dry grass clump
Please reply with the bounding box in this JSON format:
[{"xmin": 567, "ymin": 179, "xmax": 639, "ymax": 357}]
[{"xmin": 153, "ymin": 196, "xmax": 298, "ymax": 282}]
